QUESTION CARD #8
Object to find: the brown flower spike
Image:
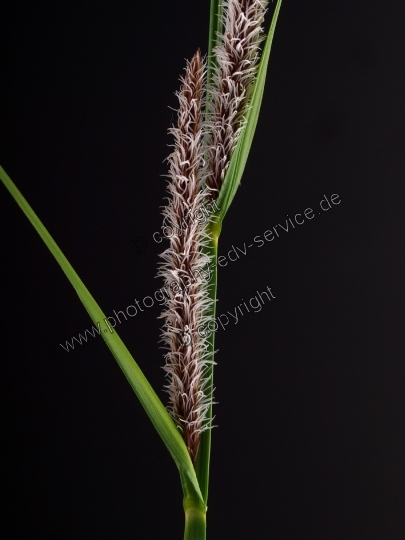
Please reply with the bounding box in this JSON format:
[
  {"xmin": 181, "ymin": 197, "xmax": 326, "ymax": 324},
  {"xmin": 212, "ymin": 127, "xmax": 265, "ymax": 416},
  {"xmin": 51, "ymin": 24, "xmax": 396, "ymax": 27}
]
[
  {"xmin": 206, "ymin": 0, "xmax": 269, "ymax": 197},
  {"xmin": 157, "ymin": 49, "xmax": 214, "ymax": 462},
  {"xmin": 159, "ymin": 1, "xmax": 270, "ymax": 463}
]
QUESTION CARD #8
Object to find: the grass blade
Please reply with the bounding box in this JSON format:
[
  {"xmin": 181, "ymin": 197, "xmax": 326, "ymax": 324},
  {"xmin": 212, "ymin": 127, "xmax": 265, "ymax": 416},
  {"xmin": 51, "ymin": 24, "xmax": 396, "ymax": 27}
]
[{"xmin": 0, "ymin": 165, "xmax": 204, "ymax": 507}]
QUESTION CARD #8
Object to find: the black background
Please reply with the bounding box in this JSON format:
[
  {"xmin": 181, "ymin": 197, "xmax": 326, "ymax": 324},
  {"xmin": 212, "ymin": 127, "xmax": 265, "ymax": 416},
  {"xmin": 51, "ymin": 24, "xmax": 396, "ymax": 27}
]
[{"xmin": 1, "ymin": 1, "xmax": 405, "ymax": 538}]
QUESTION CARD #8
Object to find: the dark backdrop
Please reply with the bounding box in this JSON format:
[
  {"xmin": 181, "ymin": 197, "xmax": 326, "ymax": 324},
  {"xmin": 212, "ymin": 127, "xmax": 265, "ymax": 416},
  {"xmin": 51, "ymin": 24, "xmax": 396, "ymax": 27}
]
[{"xmin": 1, "ymin": 1, "xmax": 404, "ymax": 538}]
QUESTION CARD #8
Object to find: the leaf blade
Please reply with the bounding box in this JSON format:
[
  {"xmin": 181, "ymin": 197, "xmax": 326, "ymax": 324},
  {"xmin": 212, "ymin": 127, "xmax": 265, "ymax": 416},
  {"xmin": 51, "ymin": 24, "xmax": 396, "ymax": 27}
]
[{"xmin": 0, "ymin": 165, "xmax": 204, "ymax": 506}]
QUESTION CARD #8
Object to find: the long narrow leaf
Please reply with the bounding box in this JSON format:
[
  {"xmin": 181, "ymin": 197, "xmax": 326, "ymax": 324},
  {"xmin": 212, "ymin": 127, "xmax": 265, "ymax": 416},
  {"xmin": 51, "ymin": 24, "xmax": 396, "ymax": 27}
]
[{"xmin": 0, "ymin": 165, "xmax": 204, "ymax": 507}]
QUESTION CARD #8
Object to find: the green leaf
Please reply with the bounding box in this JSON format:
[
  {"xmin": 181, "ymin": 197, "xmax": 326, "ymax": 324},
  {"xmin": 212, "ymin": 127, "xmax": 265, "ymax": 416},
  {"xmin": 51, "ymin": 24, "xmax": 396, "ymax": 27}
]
[
  {"xmin": 211, "ymin": 0, "xmax": 283, "ymax": 230},
  {"xmin": 0, "ymin": 165, "xmax": 204, "ymax": 508}
]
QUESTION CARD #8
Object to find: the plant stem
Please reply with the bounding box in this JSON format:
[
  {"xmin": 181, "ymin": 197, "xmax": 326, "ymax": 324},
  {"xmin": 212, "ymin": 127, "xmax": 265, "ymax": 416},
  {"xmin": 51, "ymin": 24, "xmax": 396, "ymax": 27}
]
[
  {"xmin": 182, "ymin": 464, "xmax": 207, "ymax": 540},
  {"xmin": 183, "ymin": 503, "xmax": 207, "ymax": 540},
  {"xmin": 195, "ymin": 229, "xmax": 220, "ymax": 505},
  {"xmin": 192, "ymin": 0, "xmax": 222, "ymax": 514}
]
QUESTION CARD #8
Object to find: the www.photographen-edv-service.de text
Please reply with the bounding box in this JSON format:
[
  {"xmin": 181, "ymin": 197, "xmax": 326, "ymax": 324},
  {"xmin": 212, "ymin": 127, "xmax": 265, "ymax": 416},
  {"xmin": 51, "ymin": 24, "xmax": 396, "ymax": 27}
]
[{"xmin": 59, "ymin": 193, "xmax": 341, "ymax": 351}]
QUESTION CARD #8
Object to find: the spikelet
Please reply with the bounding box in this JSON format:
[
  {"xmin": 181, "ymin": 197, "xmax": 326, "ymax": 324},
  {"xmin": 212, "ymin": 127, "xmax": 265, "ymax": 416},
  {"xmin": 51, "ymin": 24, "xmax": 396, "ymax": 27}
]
[
  {"xmin": 158, "ymin": 2, "xmax": 269, "ymax": 462},
  {"xmin": 157, "ymin": 49, "xmax": 215, "ymax": 462},
  {"xmin": 205, "ymin": 0, "xmax": 269, "ymax": 197}
]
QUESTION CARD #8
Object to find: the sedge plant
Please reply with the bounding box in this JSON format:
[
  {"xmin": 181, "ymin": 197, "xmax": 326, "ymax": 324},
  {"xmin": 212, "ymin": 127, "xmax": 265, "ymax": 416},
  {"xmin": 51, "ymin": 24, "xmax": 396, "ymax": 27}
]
[{"xmin": 0, "ymin": 0, "xmax": 282, "ymax": 538}]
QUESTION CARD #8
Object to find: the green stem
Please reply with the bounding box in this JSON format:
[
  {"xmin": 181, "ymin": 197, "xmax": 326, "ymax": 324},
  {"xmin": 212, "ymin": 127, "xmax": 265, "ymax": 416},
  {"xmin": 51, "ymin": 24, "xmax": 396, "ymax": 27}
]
[
  {"xmin": 193, "ymin": 1, "xmax": 223, "ymax": 510},
  {"xmin": 182, "ymin": 468, "xmax": 207, "ymax": 540},
  {"xmin": 195, "ymin": 228, "xmax": 220, "ymax": 505},
  {"xmin": 183, "ymin": 501, "xmax": 207, "ymax": 540}
]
